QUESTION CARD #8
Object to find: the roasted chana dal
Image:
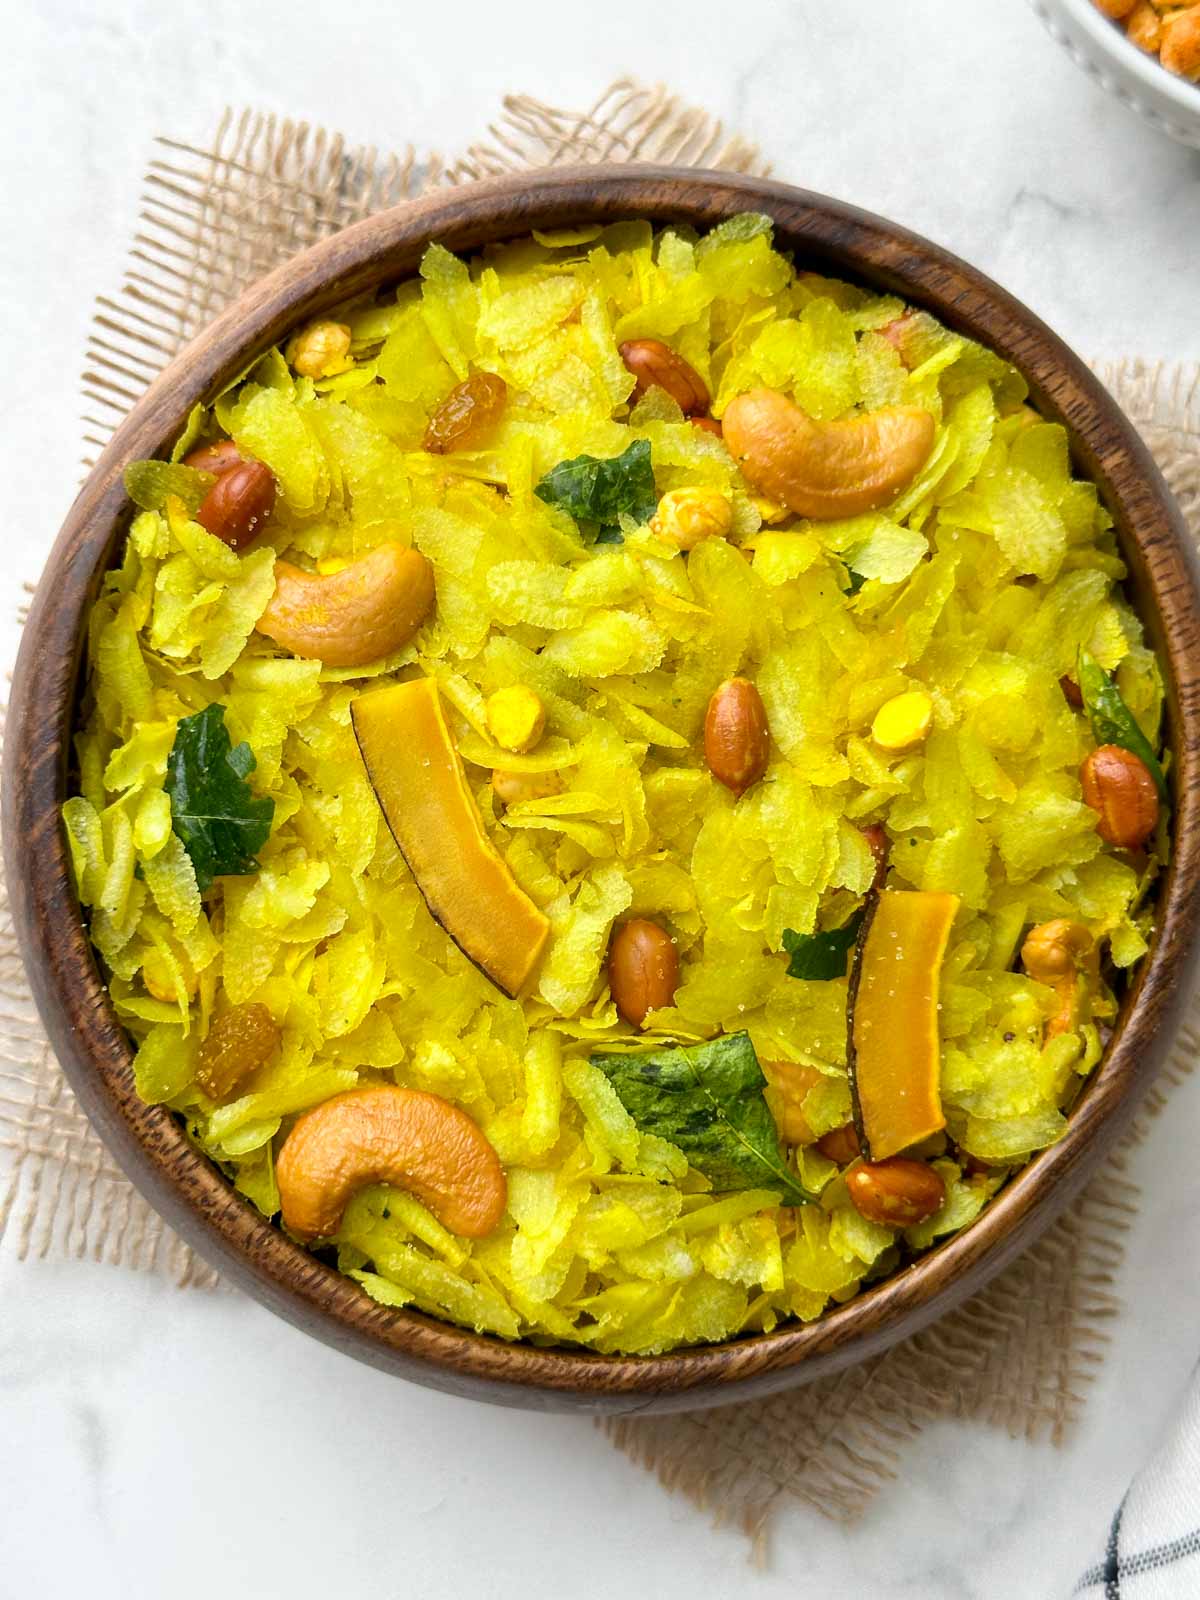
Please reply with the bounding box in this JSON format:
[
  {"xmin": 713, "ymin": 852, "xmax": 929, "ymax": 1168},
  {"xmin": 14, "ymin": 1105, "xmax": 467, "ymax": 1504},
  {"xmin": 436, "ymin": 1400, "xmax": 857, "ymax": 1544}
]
[{"xmin": 65, "ymin": 214, "xmax": 1168, "ymax": 1354}]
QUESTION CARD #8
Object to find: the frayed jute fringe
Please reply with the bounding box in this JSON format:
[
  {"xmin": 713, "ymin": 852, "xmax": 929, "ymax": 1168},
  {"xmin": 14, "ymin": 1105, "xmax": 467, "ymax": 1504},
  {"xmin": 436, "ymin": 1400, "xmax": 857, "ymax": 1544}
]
[{"xmin": 2, "ymin": 83, "xmax": 1198, "ymax": 1543}]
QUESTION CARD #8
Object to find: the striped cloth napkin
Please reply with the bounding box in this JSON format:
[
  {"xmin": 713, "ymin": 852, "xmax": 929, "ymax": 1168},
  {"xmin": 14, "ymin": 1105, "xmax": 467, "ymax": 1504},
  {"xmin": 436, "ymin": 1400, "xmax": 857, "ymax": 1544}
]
[{"xmin": 1072, "ymin": 1368, "xmax": 1200, "ymax": 1595}]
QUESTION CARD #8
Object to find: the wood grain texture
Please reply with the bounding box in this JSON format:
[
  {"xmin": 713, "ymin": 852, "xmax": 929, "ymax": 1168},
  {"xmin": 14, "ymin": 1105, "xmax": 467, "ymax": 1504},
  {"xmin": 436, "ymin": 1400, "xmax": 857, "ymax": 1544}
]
[{"xmin": 5, "ymin": 167, "xmax": 1200, "ymax": 1414}]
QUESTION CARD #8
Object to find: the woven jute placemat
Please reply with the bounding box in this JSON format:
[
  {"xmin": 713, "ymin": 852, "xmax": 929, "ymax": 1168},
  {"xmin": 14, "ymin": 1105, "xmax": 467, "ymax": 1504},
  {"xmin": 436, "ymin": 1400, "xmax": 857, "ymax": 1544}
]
[{"xmin": 3, "ymin": 80, "xmax": 1199, "ymax": 1547}]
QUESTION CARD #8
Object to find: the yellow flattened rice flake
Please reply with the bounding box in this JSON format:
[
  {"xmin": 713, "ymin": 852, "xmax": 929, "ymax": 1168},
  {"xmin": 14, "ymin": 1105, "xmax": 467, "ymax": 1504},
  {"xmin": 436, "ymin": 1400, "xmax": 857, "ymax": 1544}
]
[
  {"xmin": 62, "ymin": 796, "xmax": 106, "ymax": 905},
  {"xmin": 541, "ymin": 609, "xmax": 667, "ymax": 678},
  {"xmin": 232, "ymin": 386, "xmax": 329, "ymax": 514},
  {"xmin": 562, "ymin": 1057, "xmax": 641, "ymax": 1171},
  {"xmin": 96, "ymin": 597, "xmax": 155, "ymax": 723}
]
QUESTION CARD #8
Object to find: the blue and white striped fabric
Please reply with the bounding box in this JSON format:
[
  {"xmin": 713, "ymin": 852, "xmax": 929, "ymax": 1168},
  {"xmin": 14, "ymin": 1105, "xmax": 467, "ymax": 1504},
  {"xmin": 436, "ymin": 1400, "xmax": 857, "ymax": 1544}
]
[{"xmin": 1072, "ymin": 1365, "xmax": 1200, "ymax": 1596}]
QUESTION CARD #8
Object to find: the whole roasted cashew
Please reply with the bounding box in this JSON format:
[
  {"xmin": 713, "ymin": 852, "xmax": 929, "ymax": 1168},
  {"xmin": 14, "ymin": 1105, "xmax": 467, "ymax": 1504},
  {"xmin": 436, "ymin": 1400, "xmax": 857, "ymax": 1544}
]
[
  {"xmin": 722, "ymin": 387, "xmax": 935, "ymax": 520},
  {"xmin": 276, "ymin": 1085, "xmax": 507, "ymax": 1241},
  {"xmin": 1020, "ymin": 919, "xmax": 1099, "ymax": 1039},
  {"xmin": 256, "ymin": 541, "xmax": 435, "ymax": 667}
]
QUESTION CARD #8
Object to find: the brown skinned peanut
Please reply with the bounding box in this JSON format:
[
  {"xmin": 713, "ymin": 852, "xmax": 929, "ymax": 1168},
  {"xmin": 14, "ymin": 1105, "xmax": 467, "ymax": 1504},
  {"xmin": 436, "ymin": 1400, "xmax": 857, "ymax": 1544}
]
[
  {"xmin": 704, "ymin": 678, "xmax": 770, "ymax": 797},
  {"xmin": 846, "ymin": 1158, "xmax": 945, "ymax": 1227},
  {"xmin": 195, "ymin": 460, "xmax": 277, "ymax": 551},
  {"xmin": 1079, "ymin": 744, "xmax": 1159, "ymax": 849},
  {"xmin": 183, "ymin": 439, "xmax": 245, "ymax": 476},
  {"xmin": 619, "ymin": 339, "xmax": 710, "ymax": 415},
  {"xmin": 608, "ymin": 918, "xmax": 680, "ymax": 1028},
  {"xmin": 817, "ymin": 1122, "xmax": 861, "ymax": 1166},
  {"xmin": 276, "ymin": 1085, "xmax": 506, "ymax": 1241}
]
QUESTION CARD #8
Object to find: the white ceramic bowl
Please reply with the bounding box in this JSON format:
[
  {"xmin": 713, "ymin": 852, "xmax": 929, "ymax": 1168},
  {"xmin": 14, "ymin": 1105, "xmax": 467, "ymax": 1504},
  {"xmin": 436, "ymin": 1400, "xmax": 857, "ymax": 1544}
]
[{"xmin": 1032, "ymin": 0, "xmax": 1200, "ymax": 148}]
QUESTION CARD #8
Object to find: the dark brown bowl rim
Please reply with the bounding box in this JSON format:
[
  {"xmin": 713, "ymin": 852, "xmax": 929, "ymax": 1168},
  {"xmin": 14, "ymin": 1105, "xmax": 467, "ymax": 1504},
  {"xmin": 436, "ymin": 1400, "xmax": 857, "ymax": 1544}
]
[{"xmin": 5, "ymin": 166, "xmax": 1199, "ymax": 1415}]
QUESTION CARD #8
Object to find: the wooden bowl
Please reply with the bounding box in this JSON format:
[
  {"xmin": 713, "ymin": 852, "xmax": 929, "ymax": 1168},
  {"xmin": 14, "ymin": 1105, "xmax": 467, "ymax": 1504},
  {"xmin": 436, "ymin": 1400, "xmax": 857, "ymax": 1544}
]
[{"xmin": 6, "ymin": 168, "xmax": 1200, "ymax": 1414}]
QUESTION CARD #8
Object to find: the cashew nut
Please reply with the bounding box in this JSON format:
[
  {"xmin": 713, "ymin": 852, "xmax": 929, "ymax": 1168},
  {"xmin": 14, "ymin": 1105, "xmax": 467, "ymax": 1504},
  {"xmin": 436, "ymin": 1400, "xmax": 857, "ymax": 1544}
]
[
  {"xmin": 256, "ymin": 542, "xmax": 435, "ymax": 667},
  {"xmin": 1020, "ymin": 919, "xmax": 1098, "ymax": 1039},
  {"xmin": 276, "ymin": 1085, "xmax": 507, "ymax": 1241},
  {"xmin": 722, "ymin": 387, "xmax": 935, "ymax": 520}
]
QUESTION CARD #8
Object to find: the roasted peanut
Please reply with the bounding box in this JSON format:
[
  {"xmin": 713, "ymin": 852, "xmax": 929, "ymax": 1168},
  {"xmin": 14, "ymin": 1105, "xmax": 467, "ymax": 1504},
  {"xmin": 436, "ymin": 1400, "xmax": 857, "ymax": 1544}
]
[
  {"xmin": 183, "ymin": 439, "xmax": 244, "ymax": 477},
  {"xmin": 761, "ymin": 1060, "xmax": 823, "ymax": 1146},
  {"xmin": 690, "ymin": 415, "xmax": 723, "ymax": 438},
  {"xmin": 423, "ymin": 372, "xmax": 508, "ymax": 453},
  {"xmin": 722, "ymin": 387, "xmax": 935, "ymax": 520},
  {"xmin": 704, "ymin": 677, "xmax": 771, "ymax": 797},
  {"xmin": 256, "ymin": 541, "xmax": 435, "ymax": 667},
  {"xmin": 846, "ymin": 1158, "xmax": 946, "ymax": 1228},
  {"xmin": 816, "ymin": 1122, "xmax": 861, "ymax": 1167},
  {"xmin": 1162, "ymin": 5, "xmax": 1200, "ymax": 77},
  {"xmin": 619, "ymin": 339, "xmax": 710, "ymax": 415},
  {"xmin": 492, "ymin": 767, "xmax": 565, "ymax": 807},
  {"xmin": 276, "ymin": 1085, "xmax": 507, "ymax": 1241},
  {"xmin": 1059, "ymin": 673, "xmax": 1084, "ymax": 708},
  {"xmin": 287, "ymin": 319, "xmax": 353, "ymax": 378},
  {"xmin": 650, "ymin": 487, "xmax": 733, "ymax": 550},
  {"xmin": 195, "ymin": 1002, "xmax": 281, "ymax": 1102},
  {"xmin": 485, "ymin": 685, "xmax": 546, "ymax": 753},
  {"xmin": 195, "ymin": 459, "xmax": 277, "ymax": 551},
  {"xmin": 1079, "ymin": 743, "xmax": 1159, "ymax": 849},
  {"xmin": 871, "ymin": 689, "xmax": 933, "ymax": 753},
  {"xmin": 1126, "ymin": 0, "xmax": 1164, "ymax": 50},
  {"xmin": 608, "ymin": 918, "xmax": 680, "ymax": 1027},
  {"xmin": 1021, "ymin": 919, "xmax": 1097, "ymax": 1040}
]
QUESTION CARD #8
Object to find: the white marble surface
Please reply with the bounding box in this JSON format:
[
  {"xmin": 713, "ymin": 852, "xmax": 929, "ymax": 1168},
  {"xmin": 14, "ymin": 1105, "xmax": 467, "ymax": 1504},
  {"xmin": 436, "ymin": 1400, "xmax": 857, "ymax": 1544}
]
[{"xmin": 4, "ymin": 1, "xmax": 1200, "ymax": 1595}]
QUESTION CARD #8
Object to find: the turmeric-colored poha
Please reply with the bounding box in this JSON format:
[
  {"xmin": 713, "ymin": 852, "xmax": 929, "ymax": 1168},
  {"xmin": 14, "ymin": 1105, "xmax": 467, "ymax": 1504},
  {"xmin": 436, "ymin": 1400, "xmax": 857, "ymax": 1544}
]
[{"xmin": 65, "ymin": 214, "xmax": 1166, "ymax": 1353}]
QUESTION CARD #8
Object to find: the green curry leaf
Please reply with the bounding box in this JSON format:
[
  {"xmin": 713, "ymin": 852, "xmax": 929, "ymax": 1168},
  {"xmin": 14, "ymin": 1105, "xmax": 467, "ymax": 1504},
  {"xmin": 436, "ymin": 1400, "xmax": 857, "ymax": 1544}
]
[
  {"xmin": 534, "ymin": 438, "xmax": 658, "ymax": 541},
  {"xmin": 1077, "ymin": 652, "xmax": 1168, "ymax": 802},
  {"xmin": 590, "ymin": 1032, "xmax": 816, "ymax": 1204},
  {"xmin": 164, "ymin": 704, "xmax": 274, "ymax": 892},
  {"xmin": 782, "ymin": 913, "xmax": 865, "ymax": 981}
]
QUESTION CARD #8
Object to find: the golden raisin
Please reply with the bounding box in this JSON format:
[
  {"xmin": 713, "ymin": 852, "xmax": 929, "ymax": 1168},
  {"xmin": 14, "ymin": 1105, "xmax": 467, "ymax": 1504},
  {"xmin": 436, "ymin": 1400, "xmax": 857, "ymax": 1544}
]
[
  {"xmin": 195, "ymin": 1003, "xmax": 281, "ymax": 1102},
  {"xmin": 424, "ymin": 373, "xmax": 508, "ymax": 453}
]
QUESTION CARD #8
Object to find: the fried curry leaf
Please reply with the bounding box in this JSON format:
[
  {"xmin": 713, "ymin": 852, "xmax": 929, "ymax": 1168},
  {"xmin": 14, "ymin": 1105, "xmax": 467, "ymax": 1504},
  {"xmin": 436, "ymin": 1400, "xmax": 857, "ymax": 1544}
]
[
  {"xmin": 124, "ymin": 459, "xmax": 214, "ymax": 514},
  {"xmin": 590, "ymin": 1031, "xmax": 816, "ymax": 1203},
  {"xmin": 782, "ymin": 912, "xmax": 865, "ymax": 981},
  {"xmin": 696, "ymin": 211, "xmax": 774, "ymax": 251},
  {"xmin": 1078, "ymin": 651, "xmax": 1167, "ymax": 801},
  {"xmin": 164, "ymin": 704, "xmax": 274, "ymax": 892},
  {"xmin": 534, "ymin": 438, "xmax": 658, "ymax": 541}
]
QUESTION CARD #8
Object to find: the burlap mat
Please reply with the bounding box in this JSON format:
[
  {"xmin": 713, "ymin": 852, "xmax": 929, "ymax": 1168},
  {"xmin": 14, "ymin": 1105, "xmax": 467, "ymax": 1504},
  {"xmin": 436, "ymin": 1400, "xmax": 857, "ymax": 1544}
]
[{"xmin": 3, "ymin": 80, "xmax": 1200, "ymax": 1548}]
